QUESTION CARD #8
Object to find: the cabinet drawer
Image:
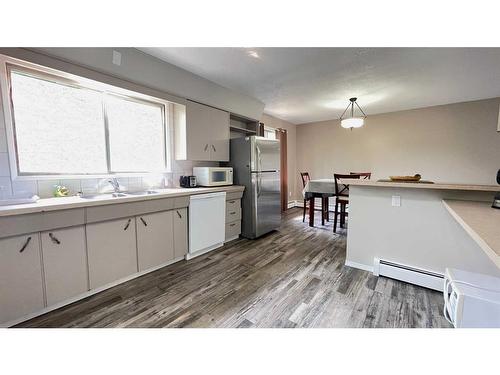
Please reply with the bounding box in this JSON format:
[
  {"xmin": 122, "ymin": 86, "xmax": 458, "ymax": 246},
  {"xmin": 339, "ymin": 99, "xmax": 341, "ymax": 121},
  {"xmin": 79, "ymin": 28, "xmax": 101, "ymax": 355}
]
[
  {"xmin": 226, "ymin": 191, "xmax": 243, "ymax": 201},
  {"xmin": 86, "ymin": 198, "xmax": 174, "ymax": 223},
  {"xmin": 225, "ymin": 221, "xmax": 241, "ymax": 241},
  {"xmin": 225, "ymin": 203, "xmax": 241, "ymax": 223},
  {"xmin": 0, "ymin": 208, "xmax": 84, "ymax": 239}
]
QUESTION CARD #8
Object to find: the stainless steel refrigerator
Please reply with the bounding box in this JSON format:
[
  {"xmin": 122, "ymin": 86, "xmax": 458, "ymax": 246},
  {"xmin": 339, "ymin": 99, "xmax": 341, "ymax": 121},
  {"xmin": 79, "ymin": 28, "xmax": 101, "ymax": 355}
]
[{"xmin": 229, "ymin": 136, "xmax": 281, "ymax": 239}]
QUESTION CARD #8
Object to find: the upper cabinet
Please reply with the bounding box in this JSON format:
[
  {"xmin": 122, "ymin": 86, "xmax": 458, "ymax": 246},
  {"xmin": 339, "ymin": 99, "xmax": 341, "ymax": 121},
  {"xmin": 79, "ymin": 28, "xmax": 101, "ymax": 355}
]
[{"xmin": 174, "ymin": 100, "xmax": 230, "ymax": 161}]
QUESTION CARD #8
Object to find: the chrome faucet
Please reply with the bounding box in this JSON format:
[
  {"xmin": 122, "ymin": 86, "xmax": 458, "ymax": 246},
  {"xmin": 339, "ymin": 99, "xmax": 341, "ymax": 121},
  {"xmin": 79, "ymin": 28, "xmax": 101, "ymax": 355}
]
[{"xmin": 108, "ymin": 178, "xmax": 121, "ymax": 193}]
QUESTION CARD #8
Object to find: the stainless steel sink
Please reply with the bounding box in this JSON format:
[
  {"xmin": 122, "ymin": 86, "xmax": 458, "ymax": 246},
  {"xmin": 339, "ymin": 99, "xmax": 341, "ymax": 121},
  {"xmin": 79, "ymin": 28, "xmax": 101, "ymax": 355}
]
[
  {"xmin": 126, "ymin": 190, "xmax": 159, "ymax": 196},
  {"xmin": 80, "ymin": 192, "xmax": 128, "ymax": 200}
]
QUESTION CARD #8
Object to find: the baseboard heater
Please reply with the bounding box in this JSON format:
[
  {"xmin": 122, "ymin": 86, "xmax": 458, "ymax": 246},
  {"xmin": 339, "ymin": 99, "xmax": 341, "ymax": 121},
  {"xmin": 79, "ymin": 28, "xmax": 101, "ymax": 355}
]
[{"xmin": 373, "ymin": 258, "xmax": 444, "ymax": 292}]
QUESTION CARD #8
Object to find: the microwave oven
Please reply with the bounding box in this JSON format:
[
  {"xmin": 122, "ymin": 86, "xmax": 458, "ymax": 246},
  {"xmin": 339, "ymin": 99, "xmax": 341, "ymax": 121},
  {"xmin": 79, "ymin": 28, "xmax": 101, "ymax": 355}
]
[
  {"xmin": 443, "ymin": 268, "xmax": 500, "ymax": 328},
  {"xmin": 193, "ymin": 167, "xmax": 233, "ymax": 187}
]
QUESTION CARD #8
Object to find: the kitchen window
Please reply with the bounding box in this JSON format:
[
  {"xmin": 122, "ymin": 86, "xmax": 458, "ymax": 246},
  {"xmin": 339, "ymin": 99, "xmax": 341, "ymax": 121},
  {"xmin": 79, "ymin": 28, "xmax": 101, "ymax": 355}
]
[{"xmin": 3, "ymin": 63, "xmax": 169, "ymax": 177}]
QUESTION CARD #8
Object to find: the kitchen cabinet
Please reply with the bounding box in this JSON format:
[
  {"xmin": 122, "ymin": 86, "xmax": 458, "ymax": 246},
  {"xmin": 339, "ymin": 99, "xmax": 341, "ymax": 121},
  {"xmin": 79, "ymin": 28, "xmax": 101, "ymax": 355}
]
[
  {"xmin": 0, "ymin": 234, "xmax": 44, "ymax": 325},
  {"xmin": 176, "ymin": 100, "xmax": 230, "ymax": 161},
  {"xmin": 41, "ymin": 226, "xmax": 88, "ymax": 306},
  {"xmin": 86, "ymin": 217, "xmax": 138, "ymax": 289},
  {"xmin": 136, "ymin": 211, "xmax": 174, "ymax": 272},
  {"xmin": 173, "ymin": 208, "xmax": 188, "ymax": 259}
]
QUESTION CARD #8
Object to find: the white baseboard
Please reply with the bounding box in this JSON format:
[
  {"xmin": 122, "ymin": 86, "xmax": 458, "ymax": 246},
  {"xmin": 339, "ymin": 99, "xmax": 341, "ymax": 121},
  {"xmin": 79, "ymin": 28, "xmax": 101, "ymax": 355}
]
[{"xmin": 345, "ymin": 260, "xmax": 374, "ymax": 273}]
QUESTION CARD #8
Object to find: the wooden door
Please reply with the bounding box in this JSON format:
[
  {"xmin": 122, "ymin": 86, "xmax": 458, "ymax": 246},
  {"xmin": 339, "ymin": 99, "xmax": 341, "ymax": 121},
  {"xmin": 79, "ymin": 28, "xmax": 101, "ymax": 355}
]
[
  {"xmin": 209, "ymin": 106, "xmax": 230, "ymax": 161},
  {"xmin": 0, "ymin": 234, "xmax": 44, "ymax": 325},
  {"xmin": 41, "ymin": 226, "xmax": 88, "ymax": 306},
  {"xmin": 186, "ymin": 100, "xmax": 212, "ymax": 161},
  {"xmin": 136, "ymin": 211, "xmax": 174, "ymax": 272},
  {"xmin": 173, "ymin": 208, "xmax": 188, "ymax": 259},
  {"xmin": 86, "ymin": 218, "xmax": 138, "ymax": 289}
]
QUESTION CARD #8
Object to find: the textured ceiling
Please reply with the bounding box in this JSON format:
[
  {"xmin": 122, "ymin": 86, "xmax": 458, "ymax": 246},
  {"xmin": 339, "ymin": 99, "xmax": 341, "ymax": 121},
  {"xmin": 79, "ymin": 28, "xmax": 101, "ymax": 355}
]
[{"xmin": 138, "ymin": 48, "xmax": 500, "ymax": 124}]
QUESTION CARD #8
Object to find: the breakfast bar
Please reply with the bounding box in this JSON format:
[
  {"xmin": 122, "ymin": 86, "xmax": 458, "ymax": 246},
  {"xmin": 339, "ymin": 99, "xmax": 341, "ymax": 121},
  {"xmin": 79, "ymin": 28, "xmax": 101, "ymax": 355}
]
[{"xmin": 344, "ymin": 180, "xmax": 500, "ymax": 289}]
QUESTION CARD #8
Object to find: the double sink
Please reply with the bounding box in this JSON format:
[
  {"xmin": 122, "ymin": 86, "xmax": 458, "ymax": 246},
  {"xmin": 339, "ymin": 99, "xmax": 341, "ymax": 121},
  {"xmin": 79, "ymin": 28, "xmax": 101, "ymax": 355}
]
[{"xmin": 79, "ymin": 190, "xmax": 159, "ymax": 200}]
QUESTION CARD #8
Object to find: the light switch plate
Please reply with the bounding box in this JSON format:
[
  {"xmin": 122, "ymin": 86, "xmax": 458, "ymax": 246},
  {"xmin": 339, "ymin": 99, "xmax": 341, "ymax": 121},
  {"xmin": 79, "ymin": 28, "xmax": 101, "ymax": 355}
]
[
  {"xmin": 112, "ymin": 50, "xmax": 122, "ymax": 66},
  {"xmin": 392, "ymin": 195, "xmax": 401, "ymax": 207}
]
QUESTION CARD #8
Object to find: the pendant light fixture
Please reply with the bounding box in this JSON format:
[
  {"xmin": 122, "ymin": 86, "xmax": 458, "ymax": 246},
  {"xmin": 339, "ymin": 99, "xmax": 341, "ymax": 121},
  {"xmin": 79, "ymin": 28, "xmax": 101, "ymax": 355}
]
[{"xmin": 340, "ymin": 97, "xmax": 366, "ymax": 129}]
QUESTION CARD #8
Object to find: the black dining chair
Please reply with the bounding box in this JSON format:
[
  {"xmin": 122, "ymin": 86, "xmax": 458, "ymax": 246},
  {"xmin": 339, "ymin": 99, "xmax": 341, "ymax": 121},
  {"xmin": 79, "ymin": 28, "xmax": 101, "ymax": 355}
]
[{"xmin": 333, "ymin": 173, "xmax": 360, "ymax": 233}]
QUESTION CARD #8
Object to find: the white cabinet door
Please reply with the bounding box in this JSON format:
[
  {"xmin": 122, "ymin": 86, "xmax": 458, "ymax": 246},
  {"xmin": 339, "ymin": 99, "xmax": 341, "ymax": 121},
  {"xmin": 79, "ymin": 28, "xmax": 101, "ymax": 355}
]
[
  {"xmin": 185, "ymin": 100, "xmax": 212, "ymax": 161},
  {"xmin": 86, "ymin": 218, "xmax": 138, "ymax": 289},
  {"xmin": 136, "ymin": 211, "xmax": 174, "ymax": 272},
  {"xmin": 209, "ymin": 106, "xmax": 230, "ymax": 161},
  {"xmin": 0, "ymin": 234, "xmax": 44, "ymax": 325},
  {"xmin": 173, "ymin": 208, "xmax": 188, "ymax": 259},
  {"xmin": 41, "ymin": 226, "xmax": 88, "ymax": 306}
]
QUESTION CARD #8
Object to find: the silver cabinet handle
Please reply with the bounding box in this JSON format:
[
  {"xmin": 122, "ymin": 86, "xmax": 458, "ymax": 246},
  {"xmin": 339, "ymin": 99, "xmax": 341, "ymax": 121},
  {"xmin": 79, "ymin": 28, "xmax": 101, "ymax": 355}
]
[
  {"xmin": 204, "ymin": 144, "xmax": 209, "ymax": 151},
  {"xmin": 176, "ymin": 210, "xmax": 182, "ymax": 219},
  {"xmin": 49, "ymin": 233, "xmax": 61, "ymax": 245},
  {"xmin": 230, "ymin": 211, "xmax": 236, "ymax": 215},
  {"xmin": 140, "ymin": 217, "xmax": 147, "ymax": 227},
  {"xmin": 212, "ymin": 144, "xmax": 216, "ymax": 152},
  {"xmin": 19, "ymin": 236, "xmax": 32, "ymax": 253},
  {"xmin": 229, "ymin": 223, "xmax": 236, "ymax": 227},
  {"xmin": 123, "ymin": 218, "xmax": 132, "ymax": 231},
  {"xmin": 229, "ymin": 200, "xmax": 235, "ymax": 204}
]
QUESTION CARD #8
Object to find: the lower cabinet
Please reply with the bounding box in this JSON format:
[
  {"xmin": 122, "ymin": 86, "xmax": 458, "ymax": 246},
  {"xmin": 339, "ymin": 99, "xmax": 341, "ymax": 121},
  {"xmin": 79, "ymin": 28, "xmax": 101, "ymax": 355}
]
[
  {"xmin": 173, "ymin": 208, "xmax": 188, "ymax": 259},
  {"xmin": 0, "ymin": 234, "xmax": 44, "ymax": 325},
  {"xmin": 41, "ymin": 226, "xmax": 88, "ymax": 306},
  {"xmin": 86, "ymin": 217, "xmax": 138, "ymax": 289},
  {"xmin": 136, "ymin": 211, "xmax": 174, "ymax": 272}
]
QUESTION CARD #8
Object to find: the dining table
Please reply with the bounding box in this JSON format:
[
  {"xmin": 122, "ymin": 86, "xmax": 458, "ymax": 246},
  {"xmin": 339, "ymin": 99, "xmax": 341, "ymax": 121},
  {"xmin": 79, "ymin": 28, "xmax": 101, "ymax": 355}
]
[{"xmin": 302, "ymin": 179, "xmax": 336, "ymax": 227}]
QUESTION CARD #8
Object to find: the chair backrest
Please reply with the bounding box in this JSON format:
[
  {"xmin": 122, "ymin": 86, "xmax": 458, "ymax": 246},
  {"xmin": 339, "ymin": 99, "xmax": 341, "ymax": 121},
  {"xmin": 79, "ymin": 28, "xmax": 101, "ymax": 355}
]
[
  {"xmin": 334, "ymin": 173, "xmax": 360, "ymax": 197},
  {"xmin": 350, "ymin": 172, "xmax": 372, "ymax": 180},
  {"xmin": 300, "ymin": 172, "xmax": 310, "ymax": 188}
]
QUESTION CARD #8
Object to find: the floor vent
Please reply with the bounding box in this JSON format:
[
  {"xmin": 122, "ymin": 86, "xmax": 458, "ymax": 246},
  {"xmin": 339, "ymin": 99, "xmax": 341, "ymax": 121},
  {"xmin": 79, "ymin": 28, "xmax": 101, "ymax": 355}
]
[{"xmin": 373, "ymin": 258, "xmax": 444, "ymax": 291}]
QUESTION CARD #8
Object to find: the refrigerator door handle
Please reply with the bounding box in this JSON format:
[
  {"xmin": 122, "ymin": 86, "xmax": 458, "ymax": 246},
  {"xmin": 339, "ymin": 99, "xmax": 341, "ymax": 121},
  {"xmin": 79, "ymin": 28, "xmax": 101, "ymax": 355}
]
[{"xmin": 256, "ymin": 144, "xmax": 262, "ymax": 172}]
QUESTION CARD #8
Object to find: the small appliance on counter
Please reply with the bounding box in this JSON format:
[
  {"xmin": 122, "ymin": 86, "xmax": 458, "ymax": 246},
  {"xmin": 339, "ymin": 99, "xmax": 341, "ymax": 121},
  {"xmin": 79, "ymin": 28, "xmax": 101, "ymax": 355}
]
[
  {"xmin": 193, "ymin": 167, "xmax": 233, "ymax": 187},
  {"xmin": 492, "ymin": 169, "xmax": 500, "ymax": 209},
  {"xmin": 179, "ymin": 175, "xmax": 197, "ymax": 188},
  {"xmin": 443, "ymin": 268, "xmax": 500, "ymax": 328}
]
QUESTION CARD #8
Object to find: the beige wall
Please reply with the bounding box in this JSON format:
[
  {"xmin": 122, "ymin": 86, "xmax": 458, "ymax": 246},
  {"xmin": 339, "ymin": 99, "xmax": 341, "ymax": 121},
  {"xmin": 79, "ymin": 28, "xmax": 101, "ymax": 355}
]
[
  {"xmin": 296, "ymin": 98, "xmax": 500, "ymax": 198},
  {"xmin": 261, "ymin": 114, "xmax": 297, "ymax": 204}
]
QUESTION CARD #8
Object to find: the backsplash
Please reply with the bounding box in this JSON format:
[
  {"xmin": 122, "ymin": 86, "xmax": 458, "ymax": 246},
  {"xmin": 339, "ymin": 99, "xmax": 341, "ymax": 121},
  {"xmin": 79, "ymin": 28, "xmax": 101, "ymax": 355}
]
[{"xmin": 0, "ymin": 124, "xmax": 217, "ymax": 198}]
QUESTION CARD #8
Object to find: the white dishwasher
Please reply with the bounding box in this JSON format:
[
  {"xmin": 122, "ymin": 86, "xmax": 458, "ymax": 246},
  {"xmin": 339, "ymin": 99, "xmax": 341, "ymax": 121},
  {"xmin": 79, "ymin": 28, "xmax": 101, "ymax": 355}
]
[{"xmin": 188, "ymin": 192, "xmax": 226, "ymax": 259}]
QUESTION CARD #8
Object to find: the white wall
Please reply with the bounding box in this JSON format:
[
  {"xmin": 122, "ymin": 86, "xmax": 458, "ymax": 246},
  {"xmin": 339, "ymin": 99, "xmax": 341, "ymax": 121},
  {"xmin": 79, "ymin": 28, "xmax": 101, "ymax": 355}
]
[{"xmin": 296, "ymin": 98, "xmax": 500, "ymax": 200}]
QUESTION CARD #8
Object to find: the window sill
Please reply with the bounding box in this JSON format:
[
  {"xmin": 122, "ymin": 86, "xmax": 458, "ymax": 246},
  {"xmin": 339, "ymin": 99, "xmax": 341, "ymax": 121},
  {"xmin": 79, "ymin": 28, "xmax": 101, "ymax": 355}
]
[{"xmin": 11, "ymin": 172, "xmax": 172, "ymax": 182}]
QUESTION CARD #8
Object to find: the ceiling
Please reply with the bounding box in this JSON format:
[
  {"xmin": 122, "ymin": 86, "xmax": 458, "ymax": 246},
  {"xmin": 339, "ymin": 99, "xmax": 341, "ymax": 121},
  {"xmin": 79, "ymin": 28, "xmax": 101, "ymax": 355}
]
[{"xmin": 138, "ymin": 48, "xmax": 500, "ymax": 124}]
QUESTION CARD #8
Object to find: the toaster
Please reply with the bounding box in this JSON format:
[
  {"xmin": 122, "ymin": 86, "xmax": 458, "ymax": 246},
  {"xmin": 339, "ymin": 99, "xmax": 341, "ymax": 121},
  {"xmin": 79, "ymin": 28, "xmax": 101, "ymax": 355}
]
[{"xmin": 180, "ymin": 175, "xmax": 197, "ymax": 188}]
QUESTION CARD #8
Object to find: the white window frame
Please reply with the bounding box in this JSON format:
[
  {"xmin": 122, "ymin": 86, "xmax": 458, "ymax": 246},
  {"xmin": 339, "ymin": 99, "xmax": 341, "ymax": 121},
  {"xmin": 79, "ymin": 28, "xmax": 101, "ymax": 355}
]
[
  {"xmin": 0, "ymin": 54, "xmax": 173, "ymax": 181},
  {"xmin": 263, "ymin": 125, "xmax": 277, "ymax": 139}
]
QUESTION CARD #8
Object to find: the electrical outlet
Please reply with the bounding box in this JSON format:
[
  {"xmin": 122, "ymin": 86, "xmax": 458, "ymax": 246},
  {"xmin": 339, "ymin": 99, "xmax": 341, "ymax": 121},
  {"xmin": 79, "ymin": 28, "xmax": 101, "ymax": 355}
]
[
  {"xmin": 112, "ymin": 50, "xmax": 122, "ymax": 66},
  {"xmin": 392, "ymin": 195, "xmax": 401, "ymax": 207},
  {"xmin": 289, "ymin": 191, "xmax": 292, "ymax": 197}
]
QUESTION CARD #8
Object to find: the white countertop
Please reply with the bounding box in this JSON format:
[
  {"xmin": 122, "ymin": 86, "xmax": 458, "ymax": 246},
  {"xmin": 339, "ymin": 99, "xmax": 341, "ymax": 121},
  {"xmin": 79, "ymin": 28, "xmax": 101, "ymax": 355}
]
[
  {"xmin": 0, "ymin": 185, "xmax": 245, "ymax": 217},
  {"xmin": 443, "ymin": 200, "xmax": 500, "ymax": 269},
  {"xmin": 344, "ymin": 179, "xmax": 499, "ymax": 192}
]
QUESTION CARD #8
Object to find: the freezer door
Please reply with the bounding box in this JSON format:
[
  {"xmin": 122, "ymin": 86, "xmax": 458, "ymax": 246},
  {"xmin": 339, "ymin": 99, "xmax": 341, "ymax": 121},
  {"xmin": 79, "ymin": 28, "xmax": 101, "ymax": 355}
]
[
  {"xmin": 252, "ymin": 171, "xmax": 281, "ymax": 237},
  {"xmin": 251, "ymin": 137, "xmax": 280, "ymax": 172}
]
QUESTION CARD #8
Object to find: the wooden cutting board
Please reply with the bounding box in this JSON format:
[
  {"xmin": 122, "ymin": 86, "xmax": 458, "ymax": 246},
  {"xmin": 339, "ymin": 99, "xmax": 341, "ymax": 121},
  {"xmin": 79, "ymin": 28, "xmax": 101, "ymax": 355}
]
[{"xmin": 378, "ymin": 179, "xmax": 434, "ymax": 184}]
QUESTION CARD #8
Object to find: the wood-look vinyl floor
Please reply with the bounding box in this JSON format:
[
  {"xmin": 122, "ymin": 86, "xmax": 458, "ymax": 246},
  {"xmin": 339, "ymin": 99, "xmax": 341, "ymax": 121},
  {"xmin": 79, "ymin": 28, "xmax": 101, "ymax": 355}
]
[{"xmin": 17, "ymin": 208, "xmax": 451, "ymax": 328}]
